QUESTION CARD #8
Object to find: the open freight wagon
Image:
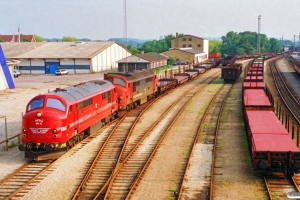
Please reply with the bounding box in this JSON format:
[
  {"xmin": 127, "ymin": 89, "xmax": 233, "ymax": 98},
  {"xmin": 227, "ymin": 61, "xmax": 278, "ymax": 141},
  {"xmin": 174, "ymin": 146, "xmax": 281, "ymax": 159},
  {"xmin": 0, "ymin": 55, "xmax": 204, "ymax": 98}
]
[{"xmin": 221, "ymin": 63, "xmax": 242, "ymax": 83}]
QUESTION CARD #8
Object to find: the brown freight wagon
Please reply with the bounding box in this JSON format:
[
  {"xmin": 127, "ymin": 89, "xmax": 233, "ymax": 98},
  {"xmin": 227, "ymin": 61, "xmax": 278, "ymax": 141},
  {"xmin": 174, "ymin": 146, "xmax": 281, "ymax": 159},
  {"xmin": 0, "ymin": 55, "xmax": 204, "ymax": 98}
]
[{"xmin": 221, "ymin": 63, "xmax": 242, "ymax": 83}]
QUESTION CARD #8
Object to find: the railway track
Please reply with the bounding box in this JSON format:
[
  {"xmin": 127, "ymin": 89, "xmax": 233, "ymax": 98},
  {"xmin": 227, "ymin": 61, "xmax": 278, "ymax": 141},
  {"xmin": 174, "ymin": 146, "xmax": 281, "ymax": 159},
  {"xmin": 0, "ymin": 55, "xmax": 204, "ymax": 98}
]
[
  {"xmin": 92, "ymin": 71, "xmax": 221, "ymax": 199},
  {"xmin": 71, "ymin": 101, "xmax": 154, "ymax": 199},
  {"xmin": 0, "ymin": 119, "xmax": 119, "ymax": 199},
  {"xmin": 177, "ymin": 82, "xmax": 234, "ymax": 199},
  {"xmin": 0, "ymin": 161, "xmax": 54, "ymax": 199},
  {"xmin": 264, "ymin": 172, "xmax": 298, "ymax": 200},
  {"xmin": 269, "ymin": 58, "xmax": 300, "ymax": 124}
]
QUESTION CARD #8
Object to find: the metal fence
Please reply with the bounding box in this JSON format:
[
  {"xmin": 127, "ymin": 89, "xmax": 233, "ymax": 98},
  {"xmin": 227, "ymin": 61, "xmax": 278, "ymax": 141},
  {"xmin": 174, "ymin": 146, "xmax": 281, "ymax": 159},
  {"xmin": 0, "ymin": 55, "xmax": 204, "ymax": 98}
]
[{"xmin": 0, "ymin": 114, "xmax": 22, "ymax": 151}]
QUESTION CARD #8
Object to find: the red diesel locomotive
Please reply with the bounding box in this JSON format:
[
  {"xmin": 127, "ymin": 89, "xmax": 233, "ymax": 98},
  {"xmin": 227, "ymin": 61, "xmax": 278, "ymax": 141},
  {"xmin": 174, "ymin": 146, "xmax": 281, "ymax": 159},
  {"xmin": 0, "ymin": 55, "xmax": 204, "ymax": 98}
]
[
  {"xmin": 104, "ymin": 70, "xmax": 158, "ymax": 113},
  {"xmin": 19, "ymin": 70, "xmax": 158, "ymax": 160},
  {"xmin": 18, "ymin": 80, "xmax": 119, "ymax": 160}
]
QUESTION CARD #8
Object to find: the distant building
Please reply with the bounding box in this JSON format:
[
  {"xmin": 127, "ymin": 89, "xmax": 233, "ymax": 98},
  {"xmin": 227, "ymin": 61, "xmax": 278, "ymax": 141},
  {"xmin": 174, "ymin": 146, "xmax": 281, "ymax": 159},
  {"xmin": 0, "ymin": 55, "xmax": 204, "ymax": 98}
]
[
  {"xmin": 1, "ymin": 42, "xmax": 131, "ymax": 74},
  {"xmin": 0, "ymin": 34, "xmax": 36, "ymax": 42},
  {"xmin": 162, "ymin": 48, "xmax": 207, "ymax": 66},
  {"xmin": 165, "ymin": 33, "xmax": 209, "ymax": 65},
  {"xmin": 117, "ymin": 52, "xmax": 168, "ymax": 72},
  {"xmin": 171, "ymin": 33, "xmax": 209, "ymax": 56},
  {"xmin": 0, "ymin": 26, "xmax": 36, "ymax": 42}
]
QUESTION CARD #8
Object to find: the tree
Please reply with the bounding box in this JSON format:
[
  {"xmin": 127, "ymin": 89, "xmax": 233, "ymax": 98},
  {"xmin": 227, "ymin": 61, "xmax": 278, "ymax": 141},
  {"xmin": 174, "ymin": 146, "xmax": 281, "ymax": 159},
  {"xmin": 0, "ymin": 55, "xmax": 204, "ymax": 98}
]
[
  {"xmin": 139, "ymin": 33, "xmax": 184, "ymax": 53},
  {"xmin": 0, "ymin": 39, "xmax": 4, "ymax": 43},
  {"xmin": 128, "ymin": 45, "xmax": 140, "ymax": 54},
  {"xmin": 269, "ymin": 38, "xmax": 280, "ymax": 52},
  {"xmin": 62, "ymin": 36, "xmax": 78, "ymax": 42},
  {"xmin": 209, "ymin": 40, "xmax": 221, "ymax": 53},
  {"xmin": 34, "ymin": 35, "xmax": 44, "ymax": 42},
  {"xmin": 168, "ymin": 57, "xmax": 176, "ymax": 65},
  {"xmin": 22, "ymin": 38, "xmax": 31, "ymax": 42},
  {"xmin": 220, "ymin": 31, "xmax": 280, "ymax": 55},
  {"xmin": 220, "ymin": 31, "xmax": 241, "ymax": 55}
]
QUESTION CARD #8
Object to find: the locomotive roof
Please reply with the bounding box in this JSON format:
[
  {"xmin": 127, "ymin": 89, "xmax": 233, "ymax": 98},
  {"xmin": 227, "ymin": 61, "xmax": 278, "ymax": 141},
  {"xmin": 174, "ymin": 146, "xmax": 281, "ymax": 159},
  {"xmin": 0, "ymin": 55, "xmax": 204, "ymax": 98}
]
[
  {"xmin": 49, "ymin": 80, "xmax": 113, "ymax": 103},
  {"xmin": 107, "ymin": 70, "xmax": 154, "ymax": 82}
]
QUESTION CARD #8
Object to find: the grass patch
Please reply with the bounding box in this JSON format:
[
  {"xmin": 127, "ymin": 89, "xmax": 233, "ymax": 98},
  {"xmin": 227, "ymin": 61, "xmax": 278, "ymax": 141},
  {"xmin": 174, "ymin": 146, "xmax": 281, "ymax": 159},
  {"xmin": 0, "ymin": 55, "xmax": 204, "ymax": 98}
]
[{"xmin": 9, "ymin": 141, "xmax": 18, "ymax": 149}]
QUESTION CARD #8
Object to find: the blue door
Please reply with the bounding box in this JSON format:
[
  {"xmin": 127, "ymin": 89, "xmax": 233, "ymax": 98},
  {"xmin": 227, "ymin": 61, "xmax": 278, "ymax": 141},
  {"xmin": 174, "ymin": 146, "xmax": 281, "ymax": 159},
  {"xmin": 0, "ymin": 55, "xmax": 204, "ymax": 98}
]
[{"xmin": 45, "ymin": 62, "xmax": 60, "ymax": 74}]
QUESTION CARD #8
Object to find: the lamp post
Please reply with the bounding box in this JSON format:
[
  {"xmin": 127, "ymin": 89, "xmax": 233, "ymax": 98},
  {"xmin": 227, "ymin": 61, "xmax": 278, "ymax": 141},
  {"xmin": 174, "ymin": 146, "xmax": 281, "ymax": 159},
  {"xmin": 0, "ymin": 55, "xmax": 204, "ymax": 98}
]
[{"xmin": 257, "ymin": 15, "xmax": 261, "ymax": 54}]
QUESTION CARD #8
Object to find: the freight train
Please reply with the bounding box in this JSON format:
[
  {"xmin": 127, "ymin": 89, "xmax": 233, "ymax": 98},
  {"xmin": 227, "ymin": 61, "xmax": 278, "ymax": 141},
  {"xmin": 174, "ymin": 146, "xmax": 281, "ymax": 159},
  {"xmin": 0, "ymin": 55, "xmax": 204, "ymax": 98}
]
[
  {"xmin": 18, "ymin": 63, "xmax": 217, "ymax": 160},
  {"xmin": 242, "ymin": 57, "xmax": 300, "ymax": 175}
]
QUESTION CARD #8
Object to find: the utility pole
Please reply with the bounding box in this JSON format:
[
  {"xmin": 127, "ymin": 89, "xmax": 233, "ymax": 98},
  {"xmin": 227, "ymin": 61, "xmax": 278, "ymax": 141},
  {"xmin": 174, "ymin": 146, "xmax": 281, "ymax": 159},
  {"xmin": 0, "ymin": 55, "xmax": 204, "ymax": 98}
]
[
  {"xmin": 123, "ymin": 0, "xmax": 128, "ymax": 72},
  {"xmin": 257, "ymin": 15, "xmax": 261, "ymax": 54}
]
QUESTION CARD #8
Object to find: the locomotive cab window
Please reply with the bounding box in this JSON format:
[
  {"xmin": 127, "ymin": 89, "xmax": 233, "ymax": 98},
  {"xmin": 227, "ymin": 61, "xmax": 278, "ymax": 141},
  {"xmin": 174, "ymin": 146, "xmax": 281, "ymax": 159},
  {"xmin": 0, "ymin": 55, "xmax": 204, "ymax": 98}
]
[
  {"xmin": 46, "ymin": 98, "xmax": 66, "ymax": 112},
  {"xmin": 28, "ymin": 98, "xmax": 44, "ymax": 111},
  {"xmin": 114, "ymin": 78, "xmax": 126, "ymax": 87}
]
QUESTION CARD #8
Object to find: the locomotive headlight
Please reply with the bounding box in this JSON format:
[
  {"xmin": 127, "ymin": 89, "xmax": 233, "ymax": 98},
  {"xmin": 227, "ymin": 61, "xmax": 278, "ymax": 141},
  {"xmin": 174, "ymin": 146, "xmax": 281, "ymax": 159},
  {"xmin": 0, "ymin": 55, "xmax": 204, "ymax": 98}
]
[
  {"xmin": 22, "ymin": 128, "xmax": 26, "ymax": 133},
  {"xmin": 53, "ymin": 129, "xmax": 57, "ymax": 133},
  {"xmin": 36, "ymin": 112, "xmax": 42, "ymax": 117}
]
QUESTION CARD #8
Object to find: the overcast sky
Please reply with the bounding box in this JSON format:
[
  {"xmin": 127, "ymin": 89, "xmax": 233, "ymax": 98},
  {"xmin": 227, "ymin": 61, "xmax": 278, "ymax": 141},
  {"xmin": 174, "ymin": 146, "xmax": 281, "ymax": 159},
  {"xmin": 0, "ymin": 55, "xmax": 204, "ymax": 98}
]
[{"xmin": 1, "ymin": 0, "xmax": 299, "ymax": 41}]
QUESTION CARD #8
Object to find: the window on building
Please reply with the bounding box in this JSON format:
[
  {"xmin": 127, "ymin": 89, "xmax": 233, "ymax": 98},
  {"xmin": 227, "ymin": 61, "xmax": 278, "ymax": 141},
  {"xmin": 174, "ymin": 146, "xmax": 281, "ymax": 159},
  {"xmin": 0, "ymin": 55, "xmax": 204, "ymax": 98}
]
[
  {"xmin": 182, "ymin": 38, "xmax": 186, "ymax": 41},
  {"xmin": 198, "ymin": 44, "xmax": 201, "ymax": 47},
  {"xmin": 188, "ymin": 38, "xmax": 192, "ymax": 41},
  {"xmin": 188, "ymin": 44, "xmax": 192, "ymax": 47},
  {"xmin": 183, "ymin": 44, "xmax": 186, "ymax": 48}
]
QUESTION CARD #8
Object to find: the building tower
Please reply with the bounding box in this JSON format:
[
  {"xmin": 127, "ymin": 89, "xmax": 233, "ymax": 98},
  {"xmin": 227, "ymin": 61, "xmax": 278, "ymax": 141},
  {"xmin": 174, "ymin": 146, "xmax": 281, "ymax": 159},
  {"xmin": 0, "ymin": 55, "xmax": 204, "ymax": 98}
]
[
  {"xmin": 18, "ymin": 25, "xmax": 20, "ymax": 43},
  {"xmin": 257, "ymin": 15, "xmax": 261, "ymax": 54}
]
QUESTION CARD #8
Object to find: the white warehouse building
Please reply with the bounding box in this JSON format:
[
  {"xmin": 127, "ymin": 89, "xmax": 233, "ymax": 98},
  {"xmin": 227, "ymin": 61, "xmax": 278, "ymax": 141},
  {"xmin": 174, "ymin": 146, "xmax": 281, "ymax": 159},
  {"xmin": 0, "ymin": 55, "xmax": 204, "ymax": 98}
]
[{"xmin": 1, "ymin": 42, "xmax": 131, "ymax": 74}]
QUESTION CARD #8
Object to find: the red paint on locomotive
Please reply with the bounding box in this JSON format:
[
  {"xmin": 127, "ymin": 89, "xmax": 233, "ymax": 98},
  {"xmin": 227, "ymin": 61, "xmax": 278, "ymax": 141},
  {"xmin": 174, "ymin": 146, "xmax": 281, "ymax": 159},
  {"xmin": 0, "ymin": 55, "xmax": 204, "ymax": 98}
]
[{"xmin": 19, "ymin": 80, "xmax": 118, "ymax": 160}]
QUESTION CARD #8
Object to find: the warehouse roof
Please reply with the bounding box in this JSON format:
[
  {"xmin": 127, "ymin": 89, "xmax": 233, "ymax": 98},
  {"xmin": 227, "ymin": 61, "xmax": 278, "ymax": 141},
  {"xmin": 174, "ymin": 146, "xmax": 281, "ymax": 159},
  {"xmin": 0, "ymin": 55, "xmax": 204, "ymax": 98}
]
[
  {"xmin": 118, "ymin": 55, "xmax": 149, "ymax": 63},
  {"xmin": 0, "ymin": 41, "xmax": 120, "ymax": 59},
  {"xmin": 118, "ymin": 52, "xmax": 167, "ymax": 63},
  {"xmin": 135, "ymin": 52, "xmax": 168, "ymax": 62}
]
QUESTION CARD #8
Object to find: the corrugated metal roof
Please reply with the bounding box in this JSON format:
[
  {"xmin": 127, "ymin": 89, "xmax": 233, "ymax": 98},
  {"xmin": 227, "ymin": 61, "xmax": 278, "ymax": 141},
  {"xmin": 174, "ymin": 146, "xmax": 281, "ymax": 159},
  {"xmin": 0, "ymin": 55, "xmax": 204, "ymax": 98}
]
[
  {"xmin": 118, "ymin": 55, "xmax": 149, "ymax": 63},
  {"xmin": 135, "ymin": 52, "xmax": 167, "ymax": 62},
  {"xmin": 1, "ymin": 41, "xmax": 117, "ymax": 59},
  {"xmin": 1, "ymin": 43, "xmax": 46, "ymax": 58}
]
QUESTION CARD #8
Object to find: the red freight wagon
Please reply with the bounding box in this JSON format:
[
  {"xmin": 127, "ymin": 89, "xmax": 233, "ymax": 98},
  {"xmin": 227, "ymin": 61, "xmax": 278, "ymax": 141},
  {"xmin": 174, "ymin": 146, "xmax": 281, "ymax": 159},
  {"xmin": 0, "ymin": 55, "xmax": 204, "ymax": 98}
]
[
  {"xmin": 243, "ymin": 89, "xmax": 273, "ymax": 110},
  {"xmin": 242, "ymin": 82, "xmax": 265, "ymax": 90},
  {"xmin": 247, "ymin": 71, "xmax": 263, "ymax": 76},
  {"xmin": 251, "ymin": 134, "xmax": 300, "ymax": 172},
  {"xmin": 244, "ymin": 110, "xmax": 300, "ymax": 173},
  {"xmin": 244, "ymin": 75, "xmax": 263, "ymax": 82}
]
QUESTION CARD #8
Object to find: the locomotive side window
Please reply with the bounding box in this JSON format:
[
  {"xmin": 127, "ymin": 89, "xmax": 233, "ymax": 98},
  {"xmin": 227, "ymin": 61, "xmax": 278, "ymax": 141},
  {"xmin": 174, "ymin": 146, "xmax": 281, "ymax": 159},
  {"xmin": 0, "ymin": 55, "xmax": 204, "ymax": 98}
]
[
  {"xmin": 28, "ymin": 98, "xmax": 44, "ymax": 111},
  {"xmin": 78, "ymin": 98, "xmax": 92, "ymax": 110},
  {"xmin": 114, "ymin": 78, "xmax": 126, "ymax": 87},
  {"xmin": 46, "ymin": 98, "xmax": 66, "ymax": 112},
  {"xmin": 102, "ymin": 91, "xmax": 111, "ymax": 103}
]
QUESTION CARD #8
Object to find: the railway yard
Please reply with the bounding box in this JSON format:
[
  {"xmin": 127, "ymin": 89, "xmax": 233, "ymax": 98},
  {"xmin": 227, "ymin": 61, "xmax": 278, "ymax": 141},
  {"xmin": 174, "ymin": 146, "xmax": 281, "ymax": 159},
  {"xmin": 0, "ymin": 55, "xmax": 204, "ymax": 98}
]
[{"xmin": 1, "ymin": 56, "xmax": 300, "ymax": 199}]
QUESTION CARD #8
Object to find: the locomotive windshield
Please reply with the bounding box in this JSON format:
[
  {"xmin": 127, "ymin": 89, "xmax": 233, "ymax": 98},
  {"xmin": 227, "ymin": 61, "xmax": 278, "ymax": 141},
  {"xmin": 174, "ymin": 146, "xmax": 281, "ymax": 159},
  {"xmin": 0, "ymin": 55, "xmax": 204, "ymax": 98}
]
[
  {"xmin": 114, "ymin": 78, "xmax": 126, "ymax": 87},
  {"xmin": 46, "ymin": 98, "xmax": 66, "ymax": 112},
  {"xmin": 28, "ymin": 98, "xmax": 44, "ymax": 111}
]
